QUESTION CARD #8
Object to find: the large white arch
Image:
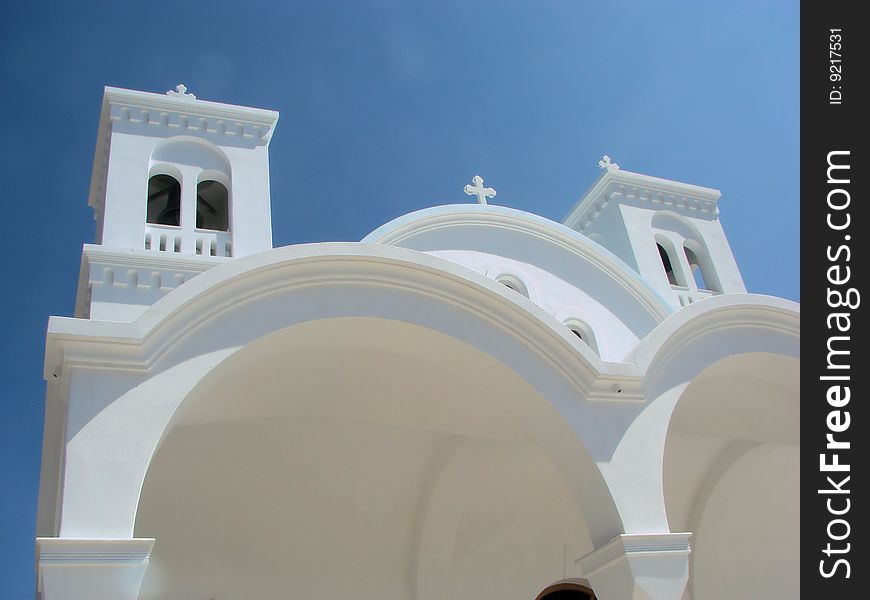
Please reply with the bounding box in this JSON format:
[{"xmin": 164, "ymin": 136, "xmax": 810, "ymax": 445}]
[
  {"xmin": 41, "ymin": 243, "xmax": 800, "ymax": 600},
  {"xmin": 46, "ymin": 243, "xmax": 628, "ymax": 550},
  {"xmin": 662, "ymin": 352, "xmax": 799, "ymax": 599},
  {"xmin": 599, "ymin": 295, "xmax": 800, "ymax": 533}
]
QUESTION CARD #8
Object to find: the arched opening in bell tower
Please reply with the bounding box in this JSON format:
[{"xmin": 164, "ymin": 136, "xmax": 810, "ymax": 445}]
[
  {"xmin": 195, "ymin": 180, "xmax": 229, "ymax": 231},
  {"xmin": 146, "ymin": 174, "xmax": 181, "ymax": 227}
]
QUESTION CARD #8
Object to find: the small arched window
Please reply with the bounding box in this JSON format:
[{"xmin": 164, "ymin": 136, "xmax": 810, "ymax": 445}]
[
  {"xmin": 564, "ymin": 319, "xmax": 598, "ymax": 355},
  {"xmin": 685, "ymin": 245, "xmax": 718, "ymax": 292},
  {"xmin": 657, "ymin": 243, "xmax": 678, "ymax": 286},
  {"xmin": 196, "ymin": 180, "xmax": 229, "ymax": 231},
  {"xmin": 147, "ymin": 174, "xmax": 181, "ymax": 227},
  {"xmin": 495, "ymin": 274, "xmax": 529, "ymax": 298}
]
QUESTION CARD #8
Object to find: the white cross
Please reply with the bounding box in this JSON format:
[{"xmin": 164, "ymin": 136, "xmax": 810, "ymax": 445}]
[
  {"xmin": 598, "ymin": 155, "xmax": 619, "ymax": 171},
  {"xmin": 167, "ymin": 83, "xmax": 196, "ymax": 99},
  {"xmin": 464, "ymin": 175, "xmax": 496, "ymax": 205}
]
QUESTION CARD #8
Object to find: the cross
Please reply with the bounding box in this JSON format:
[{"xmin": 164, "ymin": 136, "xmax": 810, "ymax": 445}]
[
  {"xmin": 598, "ymin": 155, "xmax": 620, "ymax": 171},
  {"xmin": 166, "ymin": 83, "xmax": 196, "ymax": 99},
  {"xmin": 464, "ymin": 175, "xmax": 496, "ymax": 205}
]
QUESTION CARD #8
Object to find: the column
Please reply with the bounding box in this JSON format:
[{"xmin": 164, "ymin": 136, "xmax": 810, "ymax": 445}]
[
  {"xmin": 37, "ymin": 538, "xmax": 155, "ymax": 600},
  {"xmin": 667, "ymin": 234, "xmax": 695, "ymax": 292},
  {"xmin": 179, "ymin": 165, "xmax": 199, "ymax": 254},
  {"xmin": 576, "ymin": 533, "xmax": 691, "ymax": 600}
]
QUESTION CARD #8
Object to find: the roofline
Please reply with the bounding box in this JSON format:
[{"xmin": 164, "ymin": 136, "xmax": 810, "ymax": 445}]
[
  {"xmin": 102, "ymin": 86, "xmax": 279, "ymax": 127},
  {"xmin": 362, "ymin": 203, "xmax": 674, "ymax": 322},
  {"xmin": 562, "ymin": 169, "xmax": 722, "ymax": 230}
]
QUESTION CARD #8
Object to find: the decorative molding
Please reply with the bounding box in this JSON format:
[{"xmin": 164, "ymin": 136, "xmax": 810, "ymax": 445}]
[
  {"xmin": 576, "ymin": 533, "xmax": 692, "ymax": 576},
  {"xmin": 48, "ymin": 246, "xmax": 798, "ymax": 410},
  {"xmin": 104, "ymin": 86, "xmax": 278, "ymax": 134},
  {"xmin": 563, "ymin": 169, "xmax": 722, "ymax": 232},
  {"xmin": 88, "ymin": 85, "xmax": 279, "ymax": 212},
  {"xmin": 75, "ymin": 244, "xmax": 229, "ymax": 319},
  {"xmin": 83, "ymin": 243, "xmax": 229, "ymax": 272},
  {"xmin": 48, "ymin": 244, "xmax": 651, "ymax": 404},
  {"xmin": 628, "ymin": 295, "xmax": 801, "ymax": 374},
  {"xmin": 37, "ymin": 537, "xmax": 155, "ymax": 565}
]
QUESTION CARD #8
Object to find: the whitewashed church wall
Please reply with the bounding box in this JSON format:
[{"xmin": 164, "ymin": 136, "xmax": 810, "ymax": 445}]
[{"xmin": 426, "ymin": 250, "xmax": 640, "ymax": 362}]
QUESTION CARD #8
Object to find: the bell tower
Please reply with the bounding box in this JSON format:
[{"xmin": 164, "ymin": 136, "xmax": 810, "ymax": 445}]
[
  {"xmin": 563, "ymin": 157, "xmax": 746, "ymax": 308},
  {"xmin": 77, "ymin": 85, "xmax": 279, "ymax": 321}
]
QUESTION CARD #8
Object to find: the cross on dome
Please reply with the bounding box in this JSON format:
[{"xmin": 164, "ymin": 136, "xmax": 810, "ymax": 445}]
[
  {"xmin": 598, "ymin": 155, "xmax": 620, "ymax": 171},
  {"xmin": 166, "ymin": 83, "xmax": 196, "ymax": 100},
  {"xmin": 464, "ymin": 175, "xmax": 496, "ymax": 205}
]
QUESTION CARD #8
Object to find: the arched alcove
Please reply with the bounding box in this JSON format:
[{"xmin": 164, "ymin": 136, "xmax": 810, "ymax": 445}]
[
  {"xmin": 195, "ymin": 179, "xmax": 229, "ymax": 231},
  {"xmin": 651, "ymin": 212, "xmax": 721, "ymax": 294},
  {"xmin": 683, "ymin": 240, "xmax": 721, "ymax": 293},
  {"xmin": 656, "ymin": 238, "xmax": 680, "ymax": 286},
  {"xmin": 150, "ymin": 136, "xmax": 231, "ymax": 175},
  {"xmin": 147, "ymin": 137, "xmax": 233, "ymax": 249},
  {"xmin": 495, "ymin": 273, "xmax": 530, "ymax": 298},
  {"xmin": 135, "ymin": 318, "xmax": 605, "ymax": 600},
  {"xmin": 663, "ymin": 352, "xmax": 799, "ymax": 600},
  {"xmin": 146, "ymin": 174, "xmax": 181, "ymax": 227},
  {"xmin": 563, "ymin": 319, "xmax": 598, "ymax": 355}
]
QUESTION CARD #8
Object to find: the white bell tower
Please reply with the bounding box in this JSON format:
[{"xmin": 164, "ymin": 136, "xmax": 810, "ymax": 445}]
[
  {"xmin": 563, "ymin": 157, "xmax": 746, "ymax": 308},
  {"xmin": 76, "ymin": 85, "xmax": 279, "ymax": 321}
]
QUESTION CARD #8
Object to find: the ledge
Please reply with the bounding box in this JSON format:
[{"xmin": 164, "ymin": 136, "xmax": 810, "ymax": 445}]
[
  {"xmin": 563, "ymin": 169, "xmax": 722, "ymax": 231},
  {"xmin": 576, "ymin": 532, "xmax": 692, "ymax": 576}
]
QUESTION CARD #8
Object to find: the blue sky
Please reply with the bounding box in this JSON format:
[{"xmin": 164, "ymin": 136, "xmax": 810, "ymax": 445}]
[{"xmin": 0, "ymin": 1, "xmax": 798, "ymax": 596}]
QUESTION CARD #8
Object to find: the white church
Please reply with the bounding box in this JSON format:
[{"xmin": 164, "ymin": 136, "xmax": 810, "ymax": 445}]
[{"xmin": 34, "ymin": 86, "xmax": 800, "ymax": 600}]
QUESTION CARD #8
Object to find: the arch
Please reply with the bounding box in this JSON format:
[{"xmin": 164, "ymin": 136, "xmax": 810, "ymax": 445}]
[
  {"xmin": 650, "ymin": 211, "xmax": 703, "ymax": 243},
  {"xmin": 683, "ymin": 239, "xmax": 721, "ymax": 293},
  {"xmin": 651, "ymin": 211, "xmax": 722, "ymax": 294},
  {"xmin": 147, "ymin": 137, "xmax": 233, "ymax": 239},
  {"xmin": 133, "ymin": 318, "xmax": 613, "ymax": 598},
  {"xmin": 147, "ymin": 162, "xmax": 183, "ymax": 183},
  {"xmin": 562, "ymin": 318, "xmax": 598, "ymax": 355},
  {"xmin": 485, "ymin": 266, "xmax": 533, "ymax": 300},
  {"xmin": 655, "ymin": 235, "xmax": 681, "ymax": 286},
  {"xmin": 146, "ymin": 174, "xmax": 181, "ymax": 227},
  {"xmin": 362, "ymin": 204, "xmax": 673, "ymax": 336},
  {"xmin": 496, "ymin": 274, "xmax": 529, "ymax": 296},
  {"xmin": 150, "ymin": 136, "xmax": 231, "ymax": 176},
  {"xmin": 630, "ymin": 294, "xmax": 800, "ymax": 393},
  {"xmin": 50, "ymin": 244, "xmax": 627, "ymax": 550},
  {"xmin": 662, "ymin": 352, "xmax": 799, "ymax": 599},
  {"xmin": 598, "ymin": 295, "xmax": 800, "ymax": 533},
  {"xmin": 195, "ymin": 179, "xmax": 229, "ymax": 231}
]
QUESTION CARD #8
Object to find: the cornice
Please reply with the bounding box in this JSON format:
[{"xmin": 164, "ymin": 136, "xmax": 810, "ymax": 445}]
[
  {"xmin": 37, "ymin": 537, "xmax": 155, "ymax": 565},
  {"xmin": 576, "ymin": 532, "xmax": 692, "ymax": 576},
  {"xmin": 104, "ymin": 86, "xmax": 279, "ymax": 131},
  {"xmin": 74, "ymin": 244, "xmax": 229, "ymax": 319},
  {"xmin": 83, "ymin": 243, "xmax": 230, "ymax": 272},
  {"xmin": 563, "ymin": 169, "xmax": 722, "ymax": 232}
]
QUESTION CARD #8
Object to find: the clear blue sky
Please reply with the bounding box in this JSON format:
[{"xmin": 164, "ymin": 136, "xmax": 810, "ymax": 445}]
[{"xmin": 0, "ymin": 1, "xmax": 798, "ymax": 597}]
